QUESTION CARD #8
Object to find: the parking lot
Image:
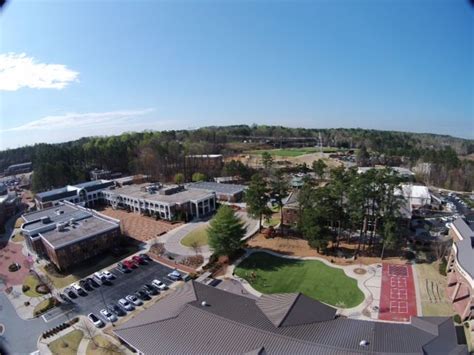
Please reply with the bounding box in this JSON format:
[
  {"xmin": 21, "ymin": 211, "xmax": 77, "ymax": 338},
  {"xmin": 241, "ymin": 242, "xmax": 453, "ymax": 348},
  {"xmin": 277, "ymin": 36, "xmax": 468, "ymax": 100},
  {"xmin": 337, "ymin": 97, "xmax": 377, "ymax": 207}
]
[{"xmin": 44, "ymin": 259, "xmax": 180, "ymax": 322}]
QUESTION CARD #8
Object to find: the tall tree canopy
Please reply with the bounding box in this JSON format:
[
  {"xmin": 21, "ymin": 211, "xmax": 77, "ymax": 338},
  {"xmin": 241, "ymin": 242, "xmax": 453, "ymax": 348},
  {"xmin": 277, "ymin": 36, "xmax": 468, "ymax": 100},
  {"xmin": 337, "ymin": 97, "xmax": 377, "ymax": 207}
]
[{"xmin": 208, "ymin": 205, "xmax": 246, "ymax": 257}]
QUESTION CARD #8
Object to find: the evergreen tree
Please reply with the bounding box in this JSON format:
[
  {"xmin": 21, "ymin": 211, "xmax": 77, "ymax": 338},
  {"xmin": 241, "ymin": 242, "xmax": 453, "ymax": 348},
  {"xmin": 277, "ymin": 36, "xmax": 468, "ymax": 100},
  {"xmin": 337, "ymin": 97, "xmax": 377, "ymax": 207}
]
[
  {"xmin": 269, "ymin": 170, "xmax": 289, "ymax": 232},
  {"xmin": 192, "ymin": 172, "xmax": 206, "ymax": 182},
  {"xmin": 312, "ymin": 159, "xmax": 327, "ymax": 180},
  {"xmin": 244, "ymin": 174, "xmax": 271, "ymax": 231},
  {"xmin": 208, "ymin": 205, "xmax": 246, "ymax": 257}
]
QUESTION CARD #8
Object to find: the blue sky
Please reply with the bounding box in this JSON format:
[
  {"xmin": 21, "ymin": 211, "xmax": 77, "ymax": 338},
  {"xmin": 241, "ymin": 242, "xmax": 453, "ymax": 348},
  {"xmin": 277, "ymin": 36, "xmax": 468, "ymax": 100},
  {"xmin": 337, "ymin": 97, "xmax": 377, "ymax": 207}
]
[{"xmin": 0, "ymin": 0, "xmax": 473, "ymax": 149}]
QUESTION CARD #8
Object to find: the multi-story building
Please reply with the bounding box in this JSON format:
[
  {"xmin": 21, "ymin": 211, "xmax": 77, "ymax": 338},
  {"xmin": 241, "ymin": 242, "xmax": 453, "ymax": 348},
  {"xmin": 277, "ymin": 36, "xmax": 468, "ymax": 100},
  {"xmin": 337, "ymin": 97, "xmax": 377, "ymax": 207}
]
[
  {"xmin": 447, "ymin": 218, "xmax": 474, "ymax": 321},
  {"xmin": 187, "ymin": 181, "xmax": 246, "ymax": 202},
  {"xmin": 35, "ymin": 180, "xmax": 115, "ymax": 209},
  {"xmin": 4, "ymin": 162, "xmax": 32, "ymax": 176},
  {"xmin": 0, "ymin": 188, "xmax": 19, "ymax": 228},
  {"xmin": 101, "ymin": 183, "xmax": 216, "ymax": 221},
  {"xmin": 21, "ymin": 202, "xmax": 121, "ymax": 271}
]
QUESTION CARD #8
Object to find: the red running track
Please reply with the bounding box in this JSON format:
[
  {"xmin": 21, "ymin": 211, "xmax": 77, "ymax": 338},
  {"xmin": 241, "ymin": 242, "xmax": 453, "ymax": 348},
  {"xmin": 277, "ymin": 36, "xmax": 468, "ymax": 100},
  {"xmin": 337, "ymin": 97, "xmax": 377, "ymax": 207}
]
[{"xmin": 379, "ymin": 263, "xmax": 417, "ymax": 322}]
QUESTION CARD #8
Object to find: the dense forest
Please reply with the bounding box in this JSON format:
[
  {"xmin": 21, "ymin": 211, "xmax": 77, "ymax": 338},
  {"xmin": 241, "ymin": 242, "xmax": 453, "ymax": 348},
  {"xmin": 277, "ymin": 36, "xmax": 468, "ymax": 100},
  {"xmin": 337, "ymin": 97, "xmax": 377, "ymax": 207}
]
[{"xmin": 0, "ymin": 125, "xmax": 472, "ymax": 192}]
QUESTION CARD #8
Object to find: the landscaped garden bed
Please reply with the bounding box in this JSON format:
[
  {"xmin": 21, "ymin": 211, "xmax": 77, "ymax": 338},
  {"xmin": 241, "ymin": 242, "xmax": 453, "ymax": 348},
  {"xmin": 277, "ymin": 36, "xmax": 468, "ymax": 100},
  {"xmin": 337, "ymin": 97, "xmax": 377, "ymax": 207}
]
[
  {"xmin": 180, "ymin": 225, "xmax": 209, "ymax": 247},
  {"xmin": 235, "ymin": 252, "xmax": 364, "ymax": 308}
]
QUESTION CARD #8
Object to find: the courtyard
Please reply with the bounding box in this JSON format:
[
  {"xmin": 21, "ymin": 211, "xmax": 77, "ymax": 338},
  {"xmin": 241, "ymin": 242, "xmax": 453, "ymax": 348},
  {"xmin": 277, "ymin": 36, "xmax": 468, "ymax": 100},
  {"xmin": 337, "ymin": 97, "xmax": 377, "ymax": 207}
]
[
  {"xmin": 234, "ymin": 252, "xmax": 364, "ymax": 308},
  {"xmin": 98, "ymin": 207, "xmax": 183, "ymax": 243}
]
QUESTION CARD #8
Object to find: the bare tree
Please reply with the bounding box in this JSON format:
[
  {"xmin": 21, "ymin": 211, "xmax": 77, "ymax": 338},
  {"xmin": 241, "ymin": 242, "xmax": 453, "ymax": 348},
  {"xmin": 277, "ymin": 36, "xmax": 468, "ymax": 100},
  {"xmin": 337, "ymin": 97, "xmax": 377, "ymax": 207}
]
[{"xmin": 189, "ymin": 240, "xmax": 202, "ymax": 255}]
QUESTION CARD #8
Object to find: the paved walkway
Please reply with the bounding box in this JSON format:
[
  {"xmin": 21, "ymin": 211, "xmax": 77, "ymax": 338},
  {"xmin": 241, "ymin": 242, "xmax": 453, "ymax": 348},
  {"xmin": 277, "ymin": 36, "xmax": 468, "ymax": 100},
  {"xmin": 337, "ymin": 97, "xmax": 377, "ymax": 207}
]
[
  {"xmin": 161, "ymin": 212, "xmax": 259, "ymax": 260},
  {"xmin": 225, "ymin": 249, "xmax": 384, "ymax": 321}
]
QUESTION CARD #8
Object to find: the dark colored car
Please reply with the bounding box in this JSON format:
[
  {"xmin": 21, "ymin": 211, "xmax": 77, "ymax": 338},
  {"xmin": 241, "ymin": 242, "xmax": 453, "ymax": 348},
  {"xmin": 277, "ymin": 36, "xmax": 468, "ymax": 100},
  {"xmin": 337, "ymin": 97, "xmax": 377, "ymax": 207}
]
[
  {"xmin": 108, "ymin": 303, "xmax": 126, "ymax": 317},
  {"xmin": 65, "ymin": 288, "xmax": 77, "ymax": 299},
  {"xmin": 58, "ymin": 293, "xmax": 71, "ymax": 303},
  {"xmin": 136, "ymin": 290, "xmax": 151, "ymax": 301},
  {"xmin": 80, "ymin": 279, "xmax": 93, "ymax": 291},
  {"xmin": 143, "ymin": 283, "xmax": 159, "ymax": 295},
  {"xmin": 139, "ymin": 253, "xmax": 152, "ymax": 261},
  {"xmin": 87, "ymin": 277, "xmax": 100, "ymax": 288},
  {"xmin": 132, "ymin": 255, "xmax": 147, "ymax": 265}
]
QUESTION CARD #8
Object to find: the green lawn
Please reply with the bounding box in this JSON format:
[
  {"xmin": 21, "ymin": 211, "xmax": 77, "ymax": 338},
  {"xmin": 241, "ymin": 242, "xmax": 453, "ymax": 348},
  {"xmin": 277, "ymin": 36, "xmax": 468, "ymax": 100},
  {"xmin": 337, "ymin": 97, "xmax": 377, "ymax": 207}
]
[
  {"xmin": 48, "ymin": 330, "xmax": 84, "ymax": 355},
  {"xmin": 235, "ymin": 252, "xmax": 364, "ymax": 308},
  {"xmin": 22, "ymin": 274, "xmax": 43, "ymax": 298},
  {"xmin": 181, "ymin": 226, "xmax": 209, "ymax": 247},
  {"xmin": 247, "ymin": 147, "xmax": 341, "ymax": 157}
]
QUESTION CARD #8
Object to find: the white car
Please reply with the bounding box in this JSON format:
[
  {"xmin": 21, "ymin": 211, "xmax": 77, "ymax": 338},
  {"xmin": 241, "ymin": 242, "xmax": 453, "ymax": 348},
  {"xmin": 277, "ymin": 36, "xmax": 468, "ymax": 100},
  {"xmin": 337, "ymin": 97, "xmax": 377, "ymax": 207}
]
[
  {"xmin": 126, "ymin": 294, "xmax": 143, "ymax": 306},
  {"xmin": 100, "ymin": 308, "xmax": 117, "ymax": 323},
  {"xmin": 152, "ymin": 279, "xmax": 168, "ymax": 290},
  {"xmin": 88, "ymin": 313, "xmax": 104, "ymax": 328},
  {"xmin": 72, "ymin": 283, "xmax": 86, "ymax": 295},
  {"xmin": 167, "ymin": 270, "xmax": 182, "ymax": 281},
  {"xmin": 102, "ymin": 270, "xmax": 115, "ymax": 280},
  {"xmin": 118, "ymin": 298, "xmax": 134, "ymax": 311}
]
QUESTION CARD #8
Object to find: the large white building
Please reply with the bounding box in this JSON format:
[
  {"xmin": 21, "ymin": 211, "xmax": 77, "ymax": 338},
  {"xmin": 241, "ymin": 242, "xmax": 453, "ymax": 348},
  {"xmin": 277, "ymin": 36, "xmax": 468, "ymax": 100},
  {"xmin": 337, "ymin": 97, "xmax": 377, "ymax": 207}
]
[{"xmin": 394, "ymin": 184, "xmax": 431, "ymax": 212}]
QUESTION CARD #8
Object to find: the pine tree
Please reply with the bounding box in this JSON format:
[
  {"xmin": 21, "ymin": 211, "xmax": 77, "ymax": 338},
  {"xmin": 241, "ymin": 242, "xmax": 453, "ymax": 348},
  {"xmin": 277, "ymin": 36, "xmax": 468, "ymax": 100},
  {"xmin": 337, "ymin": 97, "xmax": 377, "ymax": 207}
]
[
  {"xmin": 208, "ymin": 205, "xmax": 247, "ymax": 257},
  {"xmin": 244, "ymin": 174, "xmax": 271, "ymax": 231}
]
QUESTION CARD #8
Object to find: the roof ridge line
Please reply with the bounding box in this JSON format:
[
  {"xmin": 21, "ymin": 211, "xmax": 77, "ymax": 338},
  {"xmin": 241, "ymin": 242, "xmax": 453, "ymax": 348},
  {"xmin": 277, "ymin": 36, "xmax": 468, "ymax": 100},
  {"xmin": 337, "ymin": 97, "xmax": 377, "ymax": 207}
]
[{"xmin": 276, "ymin": 292, "xmax": 301, "ymax": 327}]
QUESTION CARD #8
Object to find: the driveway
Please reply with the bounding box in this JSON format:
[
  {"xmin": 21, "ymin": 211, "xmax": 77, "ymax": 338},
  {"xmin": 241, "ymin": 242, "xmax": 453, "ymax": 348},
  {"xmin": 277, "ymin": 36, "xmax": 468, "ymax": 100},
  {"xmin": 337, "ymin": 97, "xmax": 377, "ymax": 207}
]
[{"xmin": 0, "ymin": 292, "xmax": 67, "ymax": 354}]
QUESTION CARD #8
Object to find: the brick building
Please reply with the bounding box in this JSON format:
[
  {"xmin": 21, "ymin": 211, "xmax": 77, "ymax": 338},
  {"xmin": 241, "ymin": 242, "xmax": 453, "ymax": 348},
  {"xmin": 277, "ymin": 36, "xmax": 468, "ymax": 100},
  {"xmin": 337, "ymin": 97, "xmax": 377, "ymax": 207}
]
[{"xmin": 21, "ymin": 202, "xmax": 121, "ymax": 271}]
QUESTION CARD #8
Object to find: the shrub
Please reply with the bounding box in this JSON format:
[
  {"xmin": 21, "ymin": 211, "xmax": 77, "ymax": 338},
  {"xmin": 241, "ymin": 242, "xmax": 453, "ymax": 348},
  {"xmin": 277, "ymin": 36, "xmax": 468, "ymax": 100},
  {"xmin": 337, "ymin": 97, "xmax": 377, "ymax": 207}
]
[
  {"xmin": 439, "ymin": 259, "xmax": 448, "ymax": 276},
  {"xmin": 150, "ymin": 243, "xmax": 165, "ymax": 256},
  {"xmin": 181, "ymin": 255, "xmax": 204, "ymax": 268},
  {"xmin": 22, "ymin": 285, "xmax": 30, "ymax": 292},
  {"xmin": 453, "ymin": 314, "xmax": 462, "ymax": 324},
  {"xmin": 35, "ymin": 284, "xmax": 50, "ymax": 294},
  {"xmin": 24, "ymin": 301, "xmax": 30, "ymax": 306}
]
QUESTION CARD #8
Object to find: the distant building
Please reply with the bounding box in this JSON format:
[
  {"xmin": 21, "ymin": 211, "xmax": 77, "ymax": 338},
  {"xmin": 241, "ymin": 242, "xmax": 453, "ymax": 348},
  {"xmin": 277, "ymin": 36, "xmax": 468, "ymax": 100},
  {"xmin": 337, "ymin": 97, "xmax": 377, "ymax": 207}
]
[
  {"xmin": 282, "ymin": 190, "xmax": 300, "ymax": 226},
  {"xmin": 187, "ymin": 181, "xmax": 246, "ymax": 202},
  {"xmin": 357, "ymin": 166, "xmax": 415, "ymax": 179},
  {"xmin": 101, "ymin": 183, "xmax": 216, "ymax": 221},
  {"xmin": 114, "ymin": 281, "xmax": 466, "ymax": 354},
  {"xmin": 113, "ymin": 175, "xmax": 149, "ymax": 187},
  {"xmin": 395, "ymin": 184, "xmax": 431, "ymax": 212},
  {"xmin": 35, "ymin": 180, "xmax": 115, "ymax": 209},
  {"xmin": 4, "ymin": 162, "xmax": 32, "ymax": 176},
  {"xmin": 447, "ymin": 218, "xmax": 474, "ymax": 321},
  {"xmin": 214, "ymin": 176, "xmax": 242, "ymax": 184},
  {"xmin": 21, "ymin": 202, "xmax": 121, "ymax": 271},
  {"xmin": 0, "ymin": 190, "xmax": 19, "ymax": 228}
]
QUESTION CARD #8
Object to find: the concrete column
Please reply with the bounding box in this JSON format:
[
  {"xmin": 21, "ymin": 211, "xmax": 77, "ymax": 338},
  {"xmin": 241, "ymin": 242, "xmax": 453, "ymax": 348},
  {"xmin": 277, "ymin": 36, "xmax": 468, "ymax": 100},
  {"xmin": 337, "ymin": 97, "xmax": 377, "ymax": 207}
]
[{"xmin": 195, "ymin": 202, "xmax": 200, "ymax": 219}]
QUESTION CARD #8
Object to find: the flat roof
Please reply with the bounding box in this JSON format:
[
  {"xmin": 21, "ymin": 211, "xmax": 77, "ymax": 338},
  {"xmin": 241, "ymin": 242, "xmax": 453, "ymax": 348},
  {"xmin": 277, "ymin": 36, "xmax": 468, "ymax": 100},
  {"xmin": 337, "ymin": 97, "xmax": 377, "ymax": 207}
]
[
  {"xmin": 22, "ymin": 203, "xmax": 119, "ymax": 249},
  {"xmin": 187, "ymin": 181, "xmax": 246, "ymax": 196},
  {"xmin": 105, "ymin": 184, "xmax": 214, "ymax": 205}
]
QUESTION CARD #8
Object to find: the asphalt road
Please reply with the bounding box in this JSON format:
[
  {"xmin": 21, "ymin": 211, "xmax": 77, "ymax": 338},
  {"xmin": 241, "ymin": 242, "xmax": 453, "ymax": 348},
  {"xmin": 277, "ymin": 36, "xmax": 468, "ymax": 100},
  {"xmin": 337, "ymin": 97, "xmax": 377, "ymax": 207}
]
[{"xmin": 57, "ymin": 260, "xmax": 177, "ymax": 323}]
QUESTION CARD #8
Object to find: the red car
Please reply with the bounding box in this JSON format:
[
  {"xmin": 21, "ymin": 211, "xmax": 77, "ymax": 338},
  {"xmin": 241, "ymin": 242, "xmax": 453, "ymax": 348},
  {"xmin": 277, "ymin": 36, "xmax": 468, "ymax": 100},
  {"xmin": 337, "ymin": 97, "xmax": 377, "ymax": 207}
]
[
  {"xmin": 123, "ymin": 260, "xmax": 138, "ymax": 269},
  {"xmin": 132, "ymin": 255, "xmax": 147, "ymax": 265}
]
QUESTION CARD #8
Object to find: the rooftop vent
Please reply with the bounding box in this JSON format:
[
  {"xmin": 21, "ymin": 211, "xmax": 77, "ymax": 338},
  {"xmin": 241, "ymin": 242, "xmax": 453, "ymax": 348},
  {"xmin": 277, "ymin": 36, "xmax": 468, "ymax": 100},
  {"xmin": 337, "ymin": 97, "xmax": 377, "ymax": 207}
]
[
  {"xmin": 55, "ymin": 209, "xmax": 64, "ymax": 216},
  {"xmin": 201, "ymin": 301, "xmax": 208, "ymax": 307},
  {"xmin": 41, "ymin": 216, "xmax": 51, "ymax": 224},
  {"xmin": 359, "ymin": 340, "xmax": 369, "ymax": 347}
]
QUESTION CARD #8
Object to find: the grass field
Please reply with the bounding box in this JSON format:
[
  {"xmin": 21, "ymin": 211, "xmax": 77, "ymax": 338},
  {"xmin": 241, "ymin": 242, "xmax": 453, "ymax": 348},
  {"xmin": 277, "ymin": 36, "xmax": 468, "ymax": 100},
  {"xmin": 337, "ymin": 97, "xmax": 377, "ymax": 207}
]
[
  {"xmin": 415, "ymin": 263, "xmax": 454, "ymax": 316},
  {"xmin": 22, "ymin": 274, "xmax": 43, "ymax": 298},
  {"xmin": 48, "ymin": 330, "xmax": 84, "ymax": 355},
  {"xmin": 247, "ymin": 147, "xmax": 341, "ymax": 157},
  {"xmin": 235, "ymin": 252, "xmax": 364, "ymax": 308},
  {"xmin": 181, "ymin": 225, "xmax": 209, "ymax": 247}
]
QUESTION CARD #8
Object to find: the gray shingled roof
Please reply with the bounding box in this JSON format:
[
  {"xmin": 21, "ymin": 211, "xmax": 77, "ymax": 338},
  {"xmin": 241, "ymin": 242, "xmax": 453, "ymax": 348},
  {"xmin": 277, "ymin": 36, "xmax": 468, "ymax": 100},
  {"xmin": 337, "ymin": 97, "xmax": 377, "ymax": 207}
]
[{"xmin": 114, "ymin": 282, "xmax": 466, "ymax": 355}]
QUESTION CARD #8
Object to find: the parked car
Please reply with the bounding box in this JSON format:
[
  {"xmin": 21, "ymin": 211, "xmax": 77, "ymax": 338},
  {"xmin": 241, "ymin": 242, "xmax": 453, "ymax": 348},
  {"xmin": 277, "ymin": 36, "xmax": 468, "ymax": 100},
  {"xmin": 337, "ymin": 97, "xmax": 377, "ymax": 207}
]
[
  {"xmin": 93, "ymin": 272, "xmax": 107, "ymax": 283},
  {"xmin": 88, "ymin": 313, "xmax": 104, "ymax": 328},
  {"xmin": 117, "ymin": 263, "xmax": 131, "ymax": 273},
  {"xmin": 118, "ymin": 298, "xmax": 134, "ymax": 311},
  {"xmin": 152, "ymin": 279, "xmax": 168, "ymax": 290},
  {"xmin": 143, "ymin": 283, "xmax": 159, "ymax": 295},
  {"xmin": 124, "ymin": 259, "xmax": 138, "ymax": 269},
  {"xmin": 108, "ymin": 303, "xmax": 126, "ymax": 317},
  {"xmin": 139, "ymin": 253, "xmax": 152, "ymax": 262},
  {"xmin": 64, "ymin": 287, "xmax": 77, "ymax": 299},
  {"xmin": 100, "ymin": 308, "xmax": 118, "ymax": 323},
  {"xmin": 72, "ymin": 283, "xmax": 87, "ymax": 296},
  {"xmin": 58, "ymin": 293, "xmax": 71, "ymax": 303},
  {"xmin": 132, "ymin": 255, "xmax": 147, "ymax": 265},
  {"xmin": 102, "ymin": 270, "xmax": 115, "ymax": 280},
  {"xmin": 167, "ymin": 270, "xmax": 182, "ymax": 281},
  {"xmin": 126, "ymin": 294, "xmax": 143, "ymax": 306},
  {"xmin": 79, "ymin": 279, "xmax": 93, "ymax": 291},
  {"xmin": 135, "ymin": 290, "xmax": 151, "ymax": 301},
  {"xmin": 86, "ymin": 277, "xmax": 100, "ymax": 288}
]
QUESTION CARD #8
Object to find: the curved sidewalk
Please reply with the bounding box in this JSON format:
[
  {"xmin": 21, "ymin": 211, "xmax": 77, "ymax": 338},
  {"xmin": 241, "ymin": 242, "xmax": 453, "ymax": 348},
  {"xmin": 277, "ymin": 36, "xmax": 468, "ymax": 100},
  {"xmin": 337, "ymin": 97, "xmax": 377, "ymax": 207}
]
[{"xmin": 225, "ymin": 248, "xmax": 384, "ymax": 320}]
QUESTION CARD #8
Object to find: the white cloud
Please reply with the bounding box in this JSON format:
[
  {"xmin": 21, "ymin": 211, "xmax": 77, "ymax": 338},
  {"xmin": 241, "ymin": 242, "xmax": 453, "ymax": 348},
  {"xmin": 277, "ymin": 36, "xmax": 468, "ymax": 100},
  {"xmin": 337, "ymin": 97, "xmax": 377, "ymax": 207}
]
[
  {"xmin": 0, "ymin": 53, "xmax": 79, "ymax": 91},
  {"xmin": 2, "ymin": 108, "xmax": 155, "ymax": 132}
]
